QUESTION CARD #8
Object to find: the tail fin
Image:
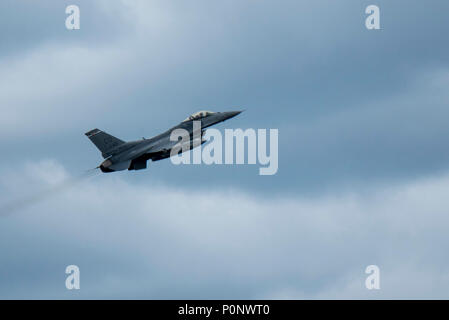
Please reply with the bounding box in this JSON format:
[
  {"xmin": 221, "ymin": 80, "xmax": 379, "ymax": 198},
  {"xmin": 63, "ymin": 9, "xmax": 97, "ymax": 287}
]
[{"xmin": 85, "ymin": 128, "xmax": 126, "ymax": 158}]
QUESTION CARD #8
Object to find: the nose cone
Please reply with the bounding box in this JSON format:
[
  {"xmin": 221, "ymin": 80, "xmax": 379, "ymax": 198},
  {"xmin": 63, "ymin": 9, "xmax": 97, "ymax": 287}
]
[{"xmin": 224, "ymin": 110, "xmax": 243, "ymax": 120}]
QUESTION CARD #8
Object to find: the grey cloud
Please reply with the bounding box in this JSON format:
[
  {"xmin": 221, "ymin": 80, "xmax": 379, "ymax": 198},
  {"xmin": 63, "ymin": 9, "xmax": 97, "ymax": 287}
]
[
  {"xmin": 1, "ymin": 1, "xmax": 449, "ymax": 299},
  {"xmin": 2, "ymin": 1, "xmax": 449, "ymax": 194},
  {"xmin": 1, "ymin": 160, "xmax": 449, "ymax": 298},
  {"xmin": 0, "ymin": 0, "xmax": 130, "ymax": 60}
]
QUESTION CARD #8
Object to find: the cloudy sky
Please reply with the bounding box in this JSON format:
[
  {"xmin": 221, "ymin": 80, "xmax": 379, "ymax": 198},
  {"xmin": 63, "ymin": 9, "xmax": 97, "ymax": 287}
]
[{"xmin": 1, "ymin": 0, "xmax": 449, "ymax": 299}]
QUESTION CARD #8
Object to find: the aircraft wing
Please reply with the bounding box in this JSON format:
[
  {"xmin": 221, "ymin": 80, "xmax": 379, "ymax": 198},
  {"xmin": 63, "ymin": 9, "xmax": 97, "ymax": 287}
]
[
  {"xmin": 143, "ymin": 138, "xmax": 178, "ymax": 162},
  {"xmin": 142, "ymin": 132, "xmax": 203, "ymax": 162}
]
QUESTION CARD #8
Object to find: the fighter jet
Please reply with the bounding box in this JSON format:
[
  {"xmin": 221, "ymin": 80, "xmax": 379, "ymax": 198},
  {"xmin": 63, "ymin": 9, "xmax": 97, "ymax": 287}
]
[{"xmin": 85, "ymin": 110, "xmax": 242, "ymax": 172}]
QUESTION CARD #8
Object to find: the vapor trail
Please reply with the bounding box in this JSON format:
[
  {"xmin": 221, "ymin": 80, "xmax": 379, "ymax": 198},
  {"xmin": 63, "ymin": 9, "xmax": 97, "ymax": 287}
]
[{"xmin": 0, "ymin": 168, "xmax": 101, "ymax": 217}]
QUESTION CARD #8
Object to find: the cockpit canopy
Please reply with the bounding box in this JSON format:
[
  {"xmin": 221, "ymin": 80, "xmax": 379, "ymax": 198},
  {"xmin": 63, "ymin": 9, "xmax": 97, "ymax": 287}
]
[{"xmin": 183, "ymin": 110, "xmax": 215, "ymax": 122}]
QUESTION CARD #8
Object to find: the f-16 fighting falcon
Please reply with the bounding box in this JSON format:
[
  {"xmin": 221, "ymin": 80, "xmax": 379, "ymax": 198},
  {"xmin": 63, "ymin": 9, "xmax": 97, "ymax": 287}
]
[{"xmin": 85, "ymin": 110, "xmax": 242, "ymax": 172}]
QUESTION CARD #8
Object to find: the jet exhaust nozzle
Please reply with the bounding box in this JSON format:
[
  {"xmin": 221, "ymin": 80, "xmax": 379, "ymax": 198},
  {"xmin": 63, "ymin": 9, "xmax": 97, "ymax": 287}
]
[{"xmin": 100, "ymin": 159, "xmax": 114, "ymax": 173}]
